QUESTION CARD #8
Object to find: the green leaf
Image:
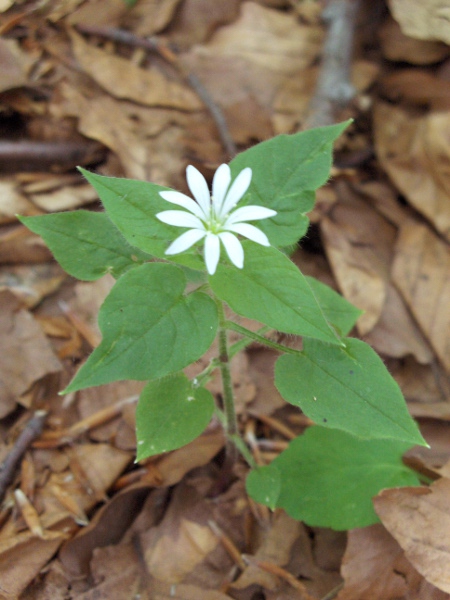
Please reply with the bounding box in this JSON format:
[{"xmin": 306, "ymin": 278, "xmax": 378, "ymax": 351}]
[
  {"xmin": 305, "ymin": 276, "xmax": 362, "ymax": 336},
  {"xmin": 245, "ymin": 464, "xmax": 281, "ymax": 510},
  {"xmin": 19, "ymin": 211, "xmax": 151, "ymax": 281},
  {"xmin": 78, "ymin": 168, "xmax": 205, "ymax": 271},
  {"xmin": 136, "ymin": 373, "xmax": 215, "ymax": 460},
  {"xmin": 247, "ymin": 426, "xmax": 421, "ymax": 530},
  {"xmin": 210, "ymin": 242, "xmax": 341, "ymax": 345},
  {"xmin": 275, "ymin": 338, "xmax": 426, "ymax": 446},
  {"xmin": 230, "ymin": 121, "xmax": 351, "ymax": 247},
  {"xmin": 63, "ymin": 263, "xmax": 218, "ymax": 393}
]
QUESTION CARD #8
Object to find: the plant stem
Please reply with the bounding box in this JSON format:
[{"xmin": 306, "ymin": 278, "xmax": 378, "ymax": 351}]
[
  {"xmin": 225, "ymin": 320, "xmax": 304, "ymax": 356},
  {"xmin": 216, "ymin": 304, "xmax": 238, "ymax": 440}
]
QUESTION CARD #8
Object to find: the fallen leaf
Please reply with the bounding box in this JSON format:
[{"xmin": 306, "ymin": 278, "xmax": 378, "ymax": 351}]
[
  {"xmin": 379, "ymin": 15, "xmax": 449, "ymax": 64},
  {"xmin": 0, "ymin": 38, "xmax": 35, "ymax": 93},
  {"xmin": 70, "ymin": 31, "xmax": 201, "ymax": 110},
  {"xmin": 0, "ymin": 291, "xmax": 61, "ymax": 417},
  {"xmin": 337, "ymin": 523, "xmax": 449, "ymax": 600},
  {"xmin": 392, "ymin": 219, "xmax": 450, "ymax": 370},
  {"xmin": 388, "ymin": 0, "xmax": 450, "ymax": 44},
  {"xmin": 0, "ymin": 224, "xmax": 52, "ymax": 264},
  {"xmin": 374, "ymin": 478, "xmax": 450, "ymax": 593},
  {"xmin": 0, "ymin": 531, "xmax": 65, "ymax": 599},
  {"xmin": 0, "ymin": 179, "xmax": 39, "ymax": 225},
  {"xmin": 321, "ymin": 182, "xmax": 397, "ymax": 335},
  {"xmin": 374, "ymin": 101, "xmax": 450, "ymax": 240},
  {"xmin": 0, "ymin": 263, "xmax": 66, "ymax": 308},
  {"xmin": 59, "ymin": 483, "xmax": 150, "ymax": 578}
]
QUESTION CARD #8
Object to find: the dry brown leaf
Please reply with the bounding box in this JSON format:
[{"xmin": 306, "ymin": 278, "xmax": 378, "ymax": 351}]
[
  {"xmin": 273, "ymin": 59, "xmax": 378, "ymax": 134},
  {"xmin": 337, "ymin": 524, "xmax": 449, "ymax": 600},
  {"xmin": 0, "ymin": 38, "xmax": 35, "ymax": 93},
  {"xmin": 0, "ymin": 179, "xmax": 39, "ymax": 224},
  {"xmin": 374, "ymin": 478, "xmax": 450, "ymax": 593},
  {"xmin": 0, "ymin": 263, "xmax": 66, "ymax": 308},
  {"xmin": 363, "ymin": 283, "xmax": 433, "ymax": 364},
  {"xmin": 388, "ymin": 0, "xmax": 450, "ymax": 44},
  {"xmin": 321, "ymin": 183, "xmax": 397, "ymax": 335},
  {"xmin": 167, "ymin": 0, "xmax": 240, "ymax": 47},
  {"xmin": 233, "ymin": 511, "xmax": 303, "ymax": 591},
  {"xmin": 0, "ymin": 225, "xmax": 51, "ymax": 264},
  {"xmin": 389, "ymin": 356, "xmax": 448, "ymax": 404},
  {"xmin": 0, "ymin": 531, "xmax": 65, "ymax": 599},
  {"xmin": 70, "ymin": 31, "xmax": 201, "ymax": 110},
  {"xmin": 59, "ymin": 483, "xmax": 151, "ymax": 578},
  {"xmin": 29, "ymin": 182, "xmax": 98, "ymax": 212},
  {"xmin": 57, "ymin": 83, "xmax": 187, "ymax": 180},
  {"xmin": 379, "ymin": 16, "xmax": 449, "ymax": 64},
  {"xmin": 65, "ymin": 0, "xmax": 128, "ymax": 27},
  {"xmin": 392, "ymin": 219, "xmax": 450, "ymax": 371},
  {"xmin": 374, "ymin": 101, "xmax": 450, "ymax": 240},
  {"xmin": 154, "ymin": 426, "xmax": 225, "ymax": 487},
  {"xmin": 123, "ymin": 0, "xmax": 183, "ymax": 36},
  {"xmin": 185, "ymin": 1, "xmax": 323, "ymax": 138},
  {"xmin": 0, "ymin": 291, "xmax": 61, "ymax": 417}
]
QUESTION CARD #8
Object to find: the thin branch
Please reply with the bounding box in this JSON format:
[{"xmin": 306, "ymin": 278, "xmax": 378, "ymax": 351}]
[
  {"xmin": 304, "ymin": 0, "xmax": 361, "ymax": 129},
  {"xmin": 75, "ymin": 24, "xmax": 237, "ymax": 157},
  {"xmin": 0, "ymin": 410, "xmax": 47, "ymax": 504},
  {"xmin": 0, "ymin": 140, "xmax": 105, "ymax": 173}
]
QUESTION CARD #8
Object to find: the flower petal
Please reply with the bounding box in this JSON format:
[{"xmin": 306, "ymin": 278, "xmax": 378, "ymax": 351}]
[
  {"xmin": 204, "ymin": 233, "xmax": 220, "ymax": 275},
  {"xmin": 219, "ymin": 167, "xmax": 252, "ymax": 217},
  {"xmin": 219, "ymin": 232, "xmax": 244, "ymax": 269},
  {"xmin": 155, "ymin": 210, "xmax": 204, "ymax": 229},
  {"xmin": 212, "ymin": 164, "xmax": 231, "ymax": 215},
  {"xmin": 226, "ymin": 223, "xmax": 270, "ymax": 246},
  {"xmin": 165, "ymin": 229, "xmax": 206, "ymax": 255},
  {"xmin": 186, "ymin": 165, "xmax": 211, "ymax": 216},
  {"xmin": 159, "ymin": 191, "xmax": 206, "ymax": 220},
  {"xmin": 225, "ymin": 205, "xmax": 276, "ymax": 225}
]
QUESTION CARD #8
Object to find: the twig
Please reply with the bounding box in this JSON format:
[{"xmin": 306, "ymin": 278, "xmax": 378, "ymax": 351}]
[
  {"xmin": 75, "ymin": 24, "xmax": 237, "ymax": 157},
  {"xmin": 34, "ymin": 395, "xmax": 138, "ymax": 448},
  {"xmin": 0, "ymin": 140, "xmax": 105, "ymax": 173},
  {"xmin": 209, "ymin": 520, "xmax": 247, "ymax": 570},
  {"xmin": 0, "ymin": 410, "xmax": 47, "ymax": 504},
  {"xmin": 248, "ymin": 411, "xmax": 297, "ymax": 440},
  {"xmin": 242, "ymin": 555, "xmax": 315, "ymax": 599},
  {"xmin": 304, "ymin": 0, "xmax": 360, "ymax": 128}
]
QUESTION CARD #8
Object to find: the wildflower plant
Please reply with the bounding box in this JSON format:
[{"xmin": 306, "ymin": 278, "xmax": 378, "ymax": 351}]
[{"xmin": 20, "ymin": 121, "xmax": 426, "ymax": 530}]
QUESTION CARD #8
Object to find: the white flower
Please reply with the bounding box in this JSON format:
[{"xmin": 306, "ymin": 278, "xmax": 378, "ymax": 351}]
[{"xmin": 156, "ymin": 164, "xmax": 277, "ymax": 275}]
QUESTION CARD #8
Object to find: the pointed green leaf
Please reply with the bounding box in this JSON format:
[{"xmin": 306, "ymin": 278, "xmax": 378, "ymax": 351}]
[
  {"xmin": 305, "ymin": 276, "xmax": 362, "ymax": 336},
  {"xmin": 78, "ymin": 168, "xmax": 205, "ymax": 271},
  {"xmin": 136, "ymin": 373, "xmax": 215, "ymax": 460},
  {"xmin": 230, "ymin": 121, "xmax": 351, "ymax": 246},
  {"xmin": 248, "ymin": 426, "xmax": 421, "ymax": 530},
  {"xmin": 275, "ymin": 338, "xmax": 426, "ymax": 446},
  {"xmin": 210, "ymin": 242, "xmax": 341, "ymax": 344},
  {"xmin": 19, "ymin": 211, "xmax": 151, "ymax": 280},
  {"xmin": 63, "ymin": 263, "xmax": 218, "ymax": 392}
]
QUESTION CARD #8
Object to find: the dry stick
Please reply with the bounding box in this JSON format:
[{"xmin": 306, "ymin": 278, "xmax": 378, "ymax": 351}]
[
  {"xmin": 242, "ymin": 555, "xmax": 315, "ymax": 599},
  {"xmin": 304, "ymin": 0, "xmax": 361, "ymax": 129},
  {"xmin": 34, "ymin": 395, "xmax": 138, "ymax": 448},
  {"xmin": 75, "ymin": 24, "xmax": 237, "ymax": 158},
  {"xmin": 0, "ymin": 410, "xmax": 47, "ymax": 504},
  {"xmin": 0, "ymin": 140, "xmax": 105, "ymax": 173}
]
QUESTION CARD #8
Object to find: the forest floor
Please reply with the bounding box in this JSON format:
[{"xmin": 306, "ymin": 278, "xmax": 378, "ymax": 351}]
[{"xmin": 0, "ymin": 0, "xmax": 449, "ymax": 598}]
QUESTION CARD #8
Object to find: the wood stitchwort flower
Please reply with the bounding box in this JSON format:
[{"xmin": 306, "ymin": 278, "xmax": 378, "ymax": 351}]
[{"xmin": 156, "ymin": 164, "xmax": 277, "ymax": 274}]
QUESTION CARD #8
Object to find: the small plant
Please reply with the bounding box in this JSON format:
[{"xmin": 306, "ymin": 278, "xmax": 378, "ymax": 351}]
[{"xmin": 20, "ymin": 121, "xmax": 426, "ymax": 530}]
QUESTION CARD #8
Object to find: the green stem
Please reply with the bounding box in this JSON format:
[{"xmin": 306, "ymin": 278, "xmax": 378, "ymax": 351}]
[
  {"xmin": 225, "ymin": 320, "xmax": 304, "ymax": 356},
  {"xmin": 215, "ymin": 301, "xmax": 238, "ymax": 440}
]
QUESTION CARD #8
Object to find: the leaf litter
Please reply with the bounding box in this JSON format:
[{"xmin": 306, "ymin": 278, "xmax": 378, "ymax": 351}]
[{"xmin": 0, "ymin": 0, "xmax": 449, "ymax": 598}]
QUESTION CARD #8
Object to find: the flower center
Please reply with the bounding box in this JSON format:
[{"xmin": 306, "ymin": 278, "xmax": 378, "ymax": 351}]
[{"xmin": 204, "ymin": 196, "xmax": 225, "ymax": 234}]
